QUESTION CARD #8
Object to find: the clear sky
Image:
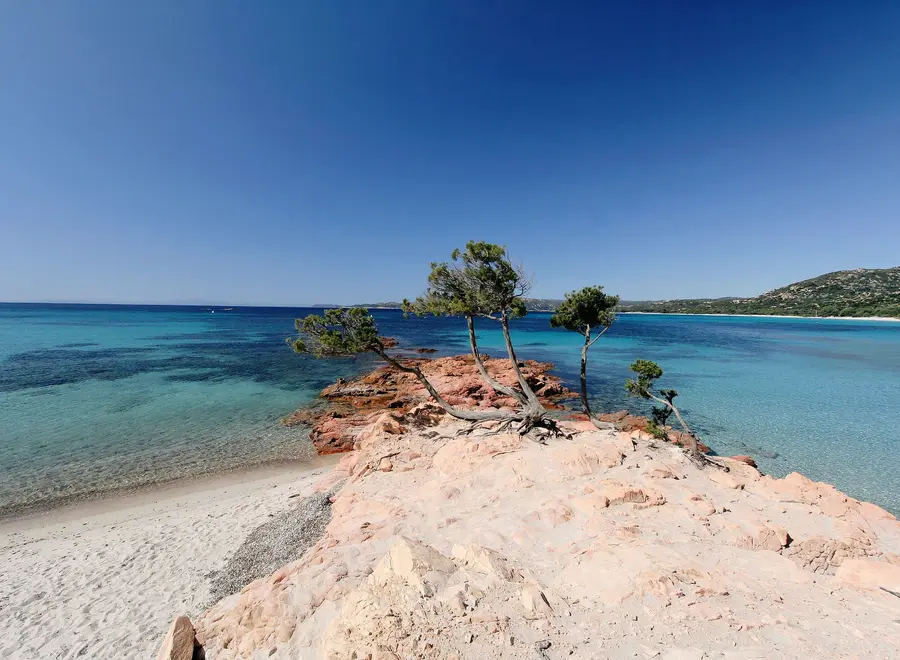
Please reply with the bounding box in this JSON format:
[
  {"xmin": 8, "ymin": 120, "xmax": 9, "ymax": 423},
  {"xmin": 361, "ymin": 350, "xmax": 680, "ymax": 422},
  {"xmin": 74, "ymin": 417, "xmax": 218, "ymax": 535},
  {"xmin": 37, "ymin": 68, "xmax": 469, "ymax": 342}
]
[{"xmin": 2, "ymin": 2, "xmax": 899, "ymax": 305}]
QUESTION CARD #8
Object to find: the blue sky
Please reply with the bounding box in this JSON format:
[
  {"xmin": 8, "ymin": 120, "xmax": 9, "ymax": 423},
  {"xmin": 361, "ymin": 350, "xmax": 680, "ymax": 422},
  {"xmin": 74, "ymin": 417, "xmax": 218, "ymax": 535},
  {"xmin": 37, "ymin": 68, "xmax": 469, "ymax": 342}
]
[{"xmin": 2, "ymin": 2, "xmax": 899, "ymax": 305}]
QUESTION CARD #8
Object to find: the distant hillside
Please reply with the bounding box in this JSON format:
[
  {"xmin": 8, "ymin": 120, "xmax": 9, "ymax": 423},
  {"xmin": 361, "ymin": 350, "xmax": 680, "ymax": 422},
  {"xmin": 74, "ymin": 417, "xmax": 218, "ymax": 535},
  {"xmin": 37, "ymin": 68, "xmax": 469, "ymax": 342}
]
[
  {"xmin": 620, "ymin": 267, "xmax": 900, "ymax": 319},
  {"xmin": 522, "ymin": 298, "xmax": 563, "ymax": 312},
  {"xmin": 344, "ymin": 298, "xmax": 566, "ymax": 312}
]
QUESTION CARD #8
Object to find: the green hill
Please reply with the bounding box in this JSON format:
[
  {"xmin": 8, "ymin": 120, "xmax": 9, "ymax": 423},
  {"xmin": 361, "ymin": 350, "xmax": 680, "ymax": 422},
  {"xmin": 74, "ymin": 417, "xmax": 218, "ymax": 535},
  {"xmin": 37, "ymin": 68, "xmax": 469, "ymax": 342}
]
[
  {"xmin": 620, "ymin": 267, "xmax": 900, "ymax": 319},
  {"xmin": 522, "ymin": 298, "xmax": 563, "ymax": 312}
]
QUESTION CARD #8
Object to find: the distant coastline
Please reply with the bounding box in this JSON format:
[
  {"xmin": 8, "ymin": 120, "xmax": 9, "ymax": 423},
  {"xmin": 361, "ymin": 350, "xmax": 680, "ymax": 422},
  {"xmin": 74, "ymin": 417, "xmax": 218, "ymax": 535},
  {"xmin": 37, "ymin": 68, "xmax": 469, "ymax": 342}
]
[
  {"xmin": 618, "ymin": 311, "xmax": 900, "ymax": 323},
  {"xmin": 341, "ymin": 306, "xmax": 900, "ymax": 322}
]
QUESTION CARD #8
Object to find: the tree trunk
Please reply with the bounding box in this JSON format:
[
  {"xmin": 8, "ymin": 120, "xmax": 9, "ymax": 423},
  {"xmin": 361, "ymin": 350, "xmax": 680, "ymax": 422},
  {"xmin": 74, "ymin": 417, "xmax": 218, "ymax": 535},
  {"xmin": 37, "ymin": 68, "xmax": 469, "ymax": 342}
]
[
  {"xmin": 466, "ymin": 315, "xmax": 527, "ymax": 404},
  {"xmin": 648, "ymin": 392, "xmax": 701, "ymax": 459},
  {"xmin": 499, "ymin": 314, "xmax": 542, "ymax": 406},
  {"xmin": 580, "ymin": 327, "xmax": 615, "ymax": 430},
  {"xmin": 580, "ymin": 330, "xmax": 592, "ymax": 418},
  {"xmin": 668, "ymin": 404, "xmax": 701, "ymax": 459},
  {"xmin": 374, "ymin": 346, "xmax": 515, "ymax": 423}
]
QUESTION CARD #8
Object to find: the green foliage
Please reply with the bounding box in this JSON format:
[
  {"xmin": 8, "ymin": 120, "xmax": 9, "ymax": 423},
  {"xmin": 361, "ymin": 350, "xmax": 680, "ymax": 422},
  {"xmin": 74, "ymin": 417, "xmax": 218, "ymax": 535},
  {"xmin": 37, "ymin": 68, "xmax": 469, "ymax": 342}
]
[
  {"xmin": 402, "ymin": 260, "xmax": 474, "ymax": 317},
  {"xmin": 549, "ymin": 286, "xmax": 619, "ymax": 336},
  {"xmin": 651, "ymin": 404, "xmax": 673, "ymax": 428},
  {"xmin": 357, "ymin": 297, "xmax": 564, "ymax": 312},
  {"xmin": 625, "ymin": 359, "xmax": 663, "ymax": 399},
  {"xmin": 645, "ymin": 419, "xmax": 668, "ymax": 440},
  {"xmin": 286, "ymin": 308, "xmax": 381, "ymax": 357},
  {"xmin": 627, "ymin": 361, "xmax": 688, "ymax": 440},
  {"xmin": 659, "ymin": 388, "xmax": 678, "ymax": 404},
  {"xmin": 405, "ymin": 241, "xmax": 531, "ymax": 319},
  {"xmin": 626, "ymin": 361, "xmax": 682, "ymax": 407}
]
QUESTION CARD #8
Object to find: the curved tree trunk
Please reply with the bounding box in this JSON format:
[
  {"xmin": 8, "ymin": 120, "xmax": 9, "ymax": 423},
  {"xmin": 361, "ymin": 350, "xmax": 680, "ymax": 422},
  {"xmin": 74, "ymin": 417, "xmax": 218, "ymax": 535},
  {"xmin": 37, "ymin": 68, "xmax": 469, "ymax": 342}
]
[
  {"xmin": 580, "ymin": 327, "xmax": 615, "ymax": 430},
  {"xmin": 492, "ymin": 313, "xmax": 564, "ymax": 436},
  {"xmin": 466, "ymin": 315, "xmax": 527, "ymax": 404},
  {"xmin": 374, "ymin": 346, "xmax": 516, "ymax": 423},
  {"xmin": 498, "ymin": 314, "xmax": 542, "ymax": 407},
  {"xmin": 580, "ymin": 330, "xmax": 592, "ymax": 417},
  {"xmin": 648, "ymin": 392, "xmax": 701, "ymax": 459}
]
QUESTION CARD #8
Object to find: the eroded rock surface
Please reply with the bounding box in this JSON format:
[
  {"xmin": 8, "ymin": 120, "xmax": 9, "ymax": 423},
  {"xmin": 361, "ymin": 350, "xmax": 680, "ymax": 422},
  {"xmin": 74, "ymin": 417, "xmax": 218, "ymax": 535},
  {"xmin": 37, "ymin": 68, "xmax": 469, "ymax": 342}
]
[{"xmin": 196, "ymin": 414, "xmax": 900, "ymax": 659}]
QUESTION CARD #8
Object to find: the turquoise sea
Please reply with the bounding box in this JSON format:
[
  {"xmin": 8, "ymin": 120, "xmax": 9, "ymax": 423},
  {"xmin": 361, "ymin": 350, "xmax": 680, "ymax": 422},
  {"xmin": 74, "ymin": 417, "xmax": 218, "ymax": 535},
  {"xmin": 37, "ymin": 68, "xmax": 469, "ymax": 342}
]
[{"xmin": 1, "ymin": 303, "xmax": 899, "ymax": 516}]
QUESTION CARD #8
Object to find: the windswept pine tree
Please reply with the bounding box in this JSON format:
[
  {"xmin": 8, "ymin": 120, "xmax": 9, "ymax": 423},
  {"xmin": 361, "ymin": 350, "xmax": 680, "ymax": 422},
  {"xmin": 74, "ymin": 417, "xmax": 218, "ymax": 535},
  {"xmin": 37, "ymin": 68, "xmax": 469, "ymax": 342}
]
[
  {"xmin": 625, "ymin": 359, "xmax": 704, "ymax": 462},
  {"xmin": 292, "ymin": 242, "xmax": 560, "ymax": 435},
  {"xmin": 403, "ymin": 241, "xmax": 560, "ymax": 434},
  {"xmin": 287, "ymin": 308, "xmax": 510, "ymax": 423},
  {"xmin": 549, "ymin": 286, "xmax": 619, "ymax": 429},
  {"xmin": 402, "ymin": 244, "xmax": 527, "ymax": 406}
]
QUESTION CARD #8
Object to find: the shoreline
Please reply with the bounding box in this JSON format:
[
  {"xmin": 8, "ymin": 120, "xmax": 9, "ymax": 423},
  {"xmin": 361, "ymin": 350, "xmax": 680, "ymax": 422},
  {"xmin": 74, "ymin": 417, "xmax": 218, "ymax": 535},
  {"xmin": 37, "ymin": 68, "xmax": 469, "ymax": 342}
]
[
  {"xmin": 618, "ymin": 311, "xmax": 900, "ymax": 322},
  {"xmin": 0, "ymin": 451, "xmax": 336, "ymax": 524},
  {"xmin": 0, "ymin": 454, "xmax": 338, "ymax": 533},
  {"xmin": 0, "ymin": 457, "xmax": 338, "ymax": 659}
]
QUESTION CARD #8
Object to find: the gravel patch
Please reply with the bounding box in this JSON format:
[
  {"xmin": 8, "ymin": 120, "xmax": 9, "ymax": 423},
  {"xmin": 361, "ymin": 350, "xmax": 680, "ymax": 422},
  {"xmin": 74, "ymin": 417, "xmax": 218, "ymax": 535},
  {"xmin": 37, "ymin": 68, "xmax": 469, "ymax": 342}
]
[{"xmin": 207, "ymin": 484, "xmax": 341, "ymax": 603}]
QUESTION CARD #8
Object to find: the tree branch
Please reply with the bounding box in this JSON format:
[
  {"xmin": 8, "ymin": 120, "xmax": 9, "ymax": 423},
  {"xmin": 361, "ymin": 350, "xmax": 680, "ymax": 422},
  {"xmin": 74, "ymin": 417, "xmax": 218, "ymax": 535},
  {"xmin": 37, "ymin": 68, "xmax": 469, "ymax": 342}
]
[
  {"xmin": 497, "ymin": 314, "xmax": 542, "ymax": 406},
  {"xmin": 466, "ymin": 315, "xmax": 527, "ymax": 404},
  {"xmin": 373, "ymin": 344, "xmax": 517, "ymax": 423},
  {"xmin": 587, "ymin": 324, "xmax": 611, "ymax": 347}
]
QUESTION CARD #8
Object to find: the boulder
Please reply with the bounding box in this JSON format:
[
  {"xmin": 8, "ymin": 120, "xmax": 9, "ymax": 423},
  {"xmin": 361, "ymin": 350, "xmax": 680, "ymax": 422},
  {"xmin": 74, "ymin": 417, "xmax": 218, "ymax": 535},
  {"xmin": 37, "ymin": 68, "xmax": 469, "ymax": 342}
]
[
  {"xmin": 520, "ymin": 585, "xmax": 553, "ymax": 615},
  {"xmin": 156, "ymin": 615, "xmax": 196, "ymax": 660},
  {"xmin": 736, "ymin": 526, "xmax": 792, "ymax": 552},
  {"xmin": 371, "ymin": 537, "xmax": 456, "ymax": 596},
  {"xmin": 731, "ymin": 455, "xmax": 758, "ymax": 468},
  {"xmin": 452, "ymin": 544, "xmax": 520, "ymax": 582}
]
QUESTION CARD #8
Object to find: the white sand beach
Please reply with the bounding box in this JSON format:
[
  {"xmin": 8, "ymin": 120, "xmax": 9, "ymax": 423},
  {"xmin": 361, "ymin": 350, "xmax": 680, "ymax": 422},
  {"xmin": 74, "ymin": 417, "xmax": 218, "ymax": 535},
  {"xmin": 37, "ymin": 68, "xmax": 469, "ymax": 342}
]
[{"xmin": 0, "ymin": 458, "xmax": 336, "ymax": 660}]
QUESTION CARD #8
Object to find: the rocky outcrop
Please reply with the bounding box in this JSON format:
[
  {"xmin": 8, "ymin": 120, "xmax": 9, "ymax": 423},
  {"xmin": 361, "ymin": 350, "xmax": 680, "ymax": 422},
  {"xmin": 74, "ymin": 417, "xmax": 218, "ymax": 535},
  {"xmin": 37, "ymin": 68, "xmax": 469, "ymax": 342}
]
[
  {"xmin": 156, "ymin": 615, "xmax": 196, "ymax": 660},
  {"xmin": 730, "ymin": 455, "xmax": 758, "ymax": 468},
  {"xmin": 282, "ymin": 355, "xmax": 574, "ymax": 454},
  {"xmin": 195, "ymin": 413, "xmax": 900, "ymax": 659}
]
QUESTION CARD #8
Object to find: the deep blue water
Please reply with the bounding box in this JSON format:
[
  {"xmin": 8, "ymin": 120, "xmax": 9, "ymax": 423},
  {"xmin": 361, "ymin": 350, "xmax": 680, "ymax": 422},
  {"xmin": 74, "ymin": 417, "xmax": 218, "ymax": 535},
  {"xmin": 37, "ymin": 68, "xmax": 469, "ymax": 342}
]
[{"xmin": 1, "ymin": 303, "xmax": 899, "ymax": 516}]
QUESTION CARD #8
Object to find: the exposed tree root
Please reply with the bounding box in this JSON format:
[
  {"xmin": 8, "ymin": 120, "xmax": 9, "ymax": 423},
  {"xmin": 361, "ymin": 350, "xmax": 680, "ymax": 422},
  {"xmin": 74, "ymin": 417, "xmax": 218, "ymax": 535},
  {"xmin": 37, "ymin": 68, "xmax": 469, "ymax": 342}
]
[
  {"xmin": 588, "ymin": 417, "xmax": 616, "ymax": 431},
  {"xmin": 453, "ymin": 412, "xmax": 572, "ymax": 442},
  {"xmin": 695, "ymin": 453, "xmax": 731, "ymax": 472},
  {"xmin": 667, "ymin": 433, "xmax": 729, "ymax": 471},
  {"xmin": 517, "ymin": 414, "xmax": 572, "ymax": 440}
]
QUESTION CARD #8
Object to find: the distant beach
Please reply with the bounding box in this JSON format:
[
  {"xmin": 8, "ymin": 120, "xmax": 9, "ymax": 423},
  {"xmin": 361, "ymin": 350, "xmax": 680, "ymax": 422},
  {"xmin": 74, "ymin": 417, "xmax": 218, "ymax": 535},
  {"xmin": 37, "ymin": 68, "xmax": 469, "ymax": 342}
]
[{"xmin": 619, "ymin": 311, "xmax": 900, "ymax": 322}]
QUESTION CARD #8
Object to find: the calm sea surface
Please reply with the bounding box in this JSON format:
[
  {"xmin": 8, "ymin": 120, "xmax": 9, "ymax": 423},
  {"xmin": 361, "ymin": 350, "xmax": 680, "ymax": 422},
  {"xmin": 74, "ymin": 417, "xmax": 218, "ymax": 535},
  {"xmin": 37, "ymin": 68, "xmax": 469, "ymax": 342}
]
[{"xmin": 1, "ymin": 303, "xmax": 899, "ymax": 516}]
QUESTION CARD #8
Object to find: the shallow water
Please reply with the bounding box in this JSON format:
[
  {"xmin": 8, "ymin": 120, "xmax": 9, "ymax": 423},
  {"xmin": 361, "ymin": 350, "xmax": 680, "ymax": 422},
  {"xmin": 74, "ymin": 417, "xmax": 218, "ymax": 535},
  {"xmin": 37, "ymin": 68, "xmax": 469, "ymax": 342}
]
[{"xmin": 1, "ymin": 304, "xmax": 898, "ymax": 514}]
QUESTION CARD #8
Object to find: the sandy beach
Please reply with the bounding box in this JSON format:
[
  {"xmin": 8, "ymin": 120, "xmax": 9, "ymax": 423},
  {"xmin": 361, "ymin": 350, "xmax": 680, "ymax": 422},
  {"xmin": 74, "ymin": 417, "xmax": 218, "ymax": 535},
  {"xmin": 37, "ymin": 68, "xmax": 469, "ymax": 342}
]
[{"xmin": 0, "ymin": 457, "xmax": 336, "ymax": 660}]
